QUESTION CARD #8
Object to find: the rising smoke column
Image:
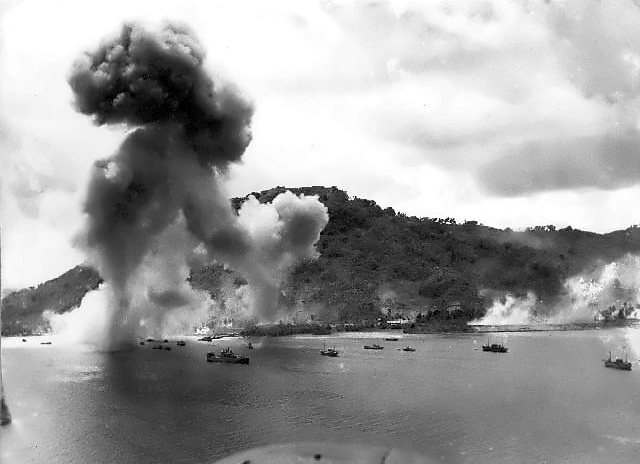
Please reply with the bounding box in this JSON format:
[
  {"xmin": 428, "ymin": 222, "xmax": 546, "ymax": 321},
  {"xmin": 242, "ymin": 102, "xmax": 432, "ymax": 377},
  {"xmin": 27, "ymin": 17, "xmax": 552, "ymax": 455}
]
[{"xmin": 68, "ymin": 22, "xmax": 328, "ymax": 349}]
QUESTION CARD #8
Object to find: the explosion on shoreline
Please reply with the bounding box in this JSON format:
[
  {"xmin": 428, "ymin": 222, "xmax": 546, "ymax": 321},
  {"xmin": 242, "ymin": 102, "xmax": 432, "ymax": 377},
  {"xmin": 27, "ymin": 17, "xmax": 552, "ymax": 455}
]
[{"xmin": 55, "ymin": 22, "xmax": 328, "ymax": 350}]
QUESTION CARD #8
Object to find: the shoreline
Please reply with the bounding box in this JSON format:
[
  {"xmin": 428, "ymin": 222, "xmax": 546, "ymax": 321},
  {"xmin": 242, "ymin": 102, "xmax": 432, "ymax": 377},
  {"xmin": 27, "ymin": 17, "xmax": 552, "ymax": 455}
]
[{"xmin": 4, "ymin": 321, "xmax": 639, "ymax": 344}]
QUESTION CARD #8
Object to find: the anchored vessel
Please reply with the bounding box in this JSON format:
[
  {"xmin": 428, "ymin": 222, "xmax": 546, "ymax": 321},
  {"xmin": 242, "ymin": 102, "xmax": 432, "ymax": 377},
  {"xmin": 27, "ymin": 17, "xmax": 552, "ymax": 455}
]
[
  {"xmin": 385, "ymin": 337, "xmax": 399, "ymax": 341},
  {"xmin": 364, "ymin": 344, "xmax": 384, "ymax": 350},
  {"xmin": 206, "ymin": 348, "xmax": 250, "ymax": 364},
  {"xmin": 402, "ymin": 346, "xmax": 416, "ymax": 352},
  {"xmin": 320, "ymin": 348, "xmax": 339, "ymax": 357},
  {"xmin": 320, "ymin": 342, "xmax": 339, "ymax": 357},
  {"xmin": 604, "ymin": 352, "xmax": 631, "ymax": 370},
  {"xmin": 482, "ymin": 341, "xmax": 508, "ymax": 353}
]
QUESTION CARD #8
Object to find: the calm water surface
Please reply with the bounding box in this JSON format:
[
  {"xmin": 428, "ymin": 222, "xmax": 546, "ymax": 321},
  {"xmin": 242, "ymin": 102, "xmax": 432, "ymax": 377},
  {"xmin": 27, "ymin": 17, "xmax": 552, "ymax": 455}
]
[{"xmin": 2, "ymin": 329, "xmax": 640, "ymax": 463}]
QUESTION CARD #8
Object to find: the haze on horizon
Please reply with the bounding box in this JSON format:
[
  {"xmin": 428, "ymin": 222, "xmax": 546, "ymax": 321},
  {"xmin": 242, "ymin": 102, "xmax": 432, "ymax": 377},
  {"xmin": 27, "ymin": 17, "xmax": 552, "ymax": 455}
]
[{"xmin": 3, "ymin": 0, "xmax": 640, "ymax": 289}]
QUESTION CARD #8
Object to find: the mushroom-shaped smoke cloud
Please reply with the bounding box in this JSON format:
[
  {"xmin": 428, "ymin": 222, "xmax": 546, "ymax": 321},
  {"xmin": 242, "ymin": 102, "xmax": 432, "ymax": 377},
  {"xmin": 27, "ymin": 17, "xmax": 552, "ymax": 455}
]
[{"xmin": 67, "ymin": 23, "xmax": 328, "ymax": 349}]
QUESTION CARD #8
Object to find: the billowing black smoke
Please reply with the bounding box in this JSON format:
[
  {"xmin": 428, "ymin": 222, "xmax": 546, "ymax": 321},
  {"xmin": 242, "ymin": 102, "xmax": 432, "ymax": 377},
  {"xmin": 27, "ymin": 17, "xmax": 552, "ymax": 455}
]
[
  {"xmin": 64, "ymin": 23, "xmax": 328, "ymax": 349},
  {"xmin": 70, "ymin": 22, "xmax": 252, "ymax": 167}
]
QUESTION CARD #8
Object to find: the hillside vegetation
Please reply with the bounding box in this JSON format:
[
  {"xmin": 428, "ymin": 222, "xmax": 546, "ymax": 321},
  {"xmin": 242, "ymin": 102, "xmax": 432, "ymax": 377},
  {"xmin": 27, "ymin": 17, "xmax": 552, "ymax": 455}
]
[
  {"xmin": 4, "ymin": 186, "xmax": 640, "ymax": 335},
  {"xmin": 2, "ymin": 266, "xmax": 102, "ymax": 335}
]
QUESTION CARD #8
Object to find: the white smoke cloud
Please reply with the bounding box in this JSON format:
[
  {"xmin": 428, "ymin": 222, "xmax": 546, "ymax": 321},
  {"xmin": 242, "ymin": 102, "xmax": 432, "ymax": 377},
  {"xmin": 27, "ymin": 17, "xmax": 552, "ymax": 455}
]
[
  {"xmin": 470, "ymin": 291, "xmax": 537, "ymax": 326},
  {"xmin": 471, "ymin": 254, "xmax": 640, "ymax": 326},
  {"xmin": 49, "ymin": 189, "xmax": 328, "ymax": 349}
]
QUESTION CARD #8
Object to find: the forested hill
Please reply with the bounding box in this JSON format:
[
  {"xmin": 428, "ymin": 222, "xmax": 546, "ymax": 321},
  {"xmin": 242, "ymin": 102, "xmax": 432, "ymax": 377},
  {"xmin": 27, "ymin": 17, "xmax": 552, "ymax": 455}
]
[
  {"xmin": 5, "ymin": 186, "xmax": 640, "ymax": 335},
  {"xmin": 2, "ymin": 265, "xmax": 102, "ymax": 335}
]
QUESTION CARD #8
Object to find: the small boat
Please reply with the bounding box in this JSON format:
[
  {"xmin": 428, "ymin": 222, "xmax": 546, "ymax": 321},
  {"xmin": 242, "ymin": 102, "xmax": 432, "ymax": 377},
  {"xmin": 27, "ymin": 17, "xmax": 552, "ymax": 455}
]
[
  {"xmin": 402, "ymin": 346, "xmax": 416, "ymax": 352},
  {"xmin": 320, "ymin": 341, "xmax": 339, "ymax": 357},
  {"xmin": 364, "ymin": 344, "xmax": 384, "ymax": 350},
  {"xmin": 152, "ymin": 345, "xmax": 162, "ymax": 350},
  {"xmin": 604, "ymin": 351, "xmax": 632, "ymax": 370},
  {"xmin": 321, "ymin": 348, "xmax": 339, "ymax": 357},
  {"xmin": 139, "ymin": 341, "xmax": 145, "ymax": 345},
  {"xmin": 22, "ymin": 338, "xmax": 27, "ymax": 342},
  {"xmin": 385, "ymin": 337, "xmax": 399, "ymax": 341},
  {"xmin": 207, "ymin": 347, "xmax": 250, "ymax": 364},
  {"xmin": 176, "ymin": 340, "xmax": 186, "ymax": 346},
  {"xmin": 164, "ymin": 346, "xmax": 171, "ymax": 351},
  {"xmin": 482, "ymin": 341, "xmax": 508, "ymax": 353},
  {"xmin": 146, "ymin": 338, "xmax": 155, "ymax": 342},
  {"xmin": 40, "ymin": 341, "xmax": 52, "ymax": 345},
  {"xmin": 198, "ymin": 336, "xmax": 213, "ymax": 342},
  {"xmin": 246, "ymin": 342, "xmax": 254, "ymax": 349}
]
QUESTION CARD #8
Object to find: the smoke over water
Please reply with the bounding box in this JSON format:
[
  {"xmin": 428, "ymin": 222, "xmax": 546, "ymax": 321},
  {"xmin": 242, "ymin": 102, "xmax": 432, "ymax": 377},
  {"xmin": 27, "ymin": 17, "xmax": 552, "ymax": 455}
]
[
  {"xmin": 471, "ymin": 254, "xmax": 640, "ymax": 326},
  {"xmin": 61, "ymin": 23, "xmax": 328, "ymax": 350}
]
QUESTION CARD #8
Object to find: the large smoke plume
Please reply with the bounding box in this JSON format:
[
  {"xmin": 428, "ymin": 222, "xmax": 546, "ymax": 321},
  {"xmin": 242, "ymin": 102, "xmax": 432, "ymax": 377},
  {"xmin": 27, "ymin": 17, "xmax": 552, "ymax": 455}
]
[
  {"xmin": 471, "ymin": 255, "xmax": 640, "ymax": 326},
  {"xmin": 64, "ymin": 22, "xmax": 328, "ymax": 349}
]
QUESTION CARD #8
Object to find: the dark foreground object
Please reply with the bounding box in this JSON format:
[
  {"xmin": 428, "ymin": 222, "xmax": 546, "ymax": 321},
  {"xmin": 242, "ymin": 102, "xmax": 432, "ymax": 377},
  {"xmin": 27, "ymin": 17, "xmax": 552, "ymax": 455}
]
[
  {"xmin": 1, "ymin": 395, "xmax": 11, "ymax": 426},
  {"xmin": 213, "ymin": 442, "xmax": 434, "ymax": 464}
]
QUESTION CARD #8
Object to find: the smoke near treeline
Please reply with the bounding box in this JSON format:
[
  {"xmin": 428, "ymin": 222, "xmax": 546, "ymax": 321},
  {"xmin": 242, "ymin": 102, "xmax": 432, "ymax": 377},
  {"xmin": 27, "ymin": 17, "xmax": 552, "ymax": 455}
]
[{"xmin": 61, "ymin": 22, "xmax": 328, "ymax": 349}]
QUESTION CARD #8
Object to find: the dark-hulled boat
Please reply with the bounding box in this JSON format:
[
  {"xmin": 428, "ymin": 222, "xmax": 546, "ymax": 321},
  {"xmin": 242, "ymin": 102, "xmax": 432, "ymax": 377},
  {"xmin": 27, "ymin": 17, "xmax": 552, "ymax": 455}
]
[
  {"xmin": 320, "ymin": 348, "xmax": 339, "ymax": 357},
  {"xmin": 402, "ymin": 346, "xmax": 416, "ymax": 352},
  {"xmin": 320, "ymin": 341, "xmax": 339, "ymax": 357},
  {"xmin": 176, "ymin": 340, "xmax": 186, "ymax": 346},
  {"xmin": 604, "ymin": 352, "xmax": 631, "ymax": 370},
  {"xmin": 385, "ymin": 337, "xmax": 399, "ymax": 341},
  {"xmin": 482, "ymin": 341, "xmax": 508, "ymax": 353},
  {"xmin": 206, "ymin": 347, "xmax": 250, "ymax": 364},
  {"xmin": 364, "ymin": 344, "xmax": 384, "ymax": 350}
]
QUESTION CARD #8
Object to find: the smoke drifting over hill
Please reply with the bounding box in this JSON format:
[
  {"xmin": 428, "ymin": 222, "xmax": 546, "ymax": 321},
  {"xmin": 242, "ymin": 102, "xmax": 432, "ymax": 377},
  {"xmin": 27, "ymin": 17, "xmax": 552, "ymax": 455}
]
[
  {"xmin": 472, "ymin": 254, "xmax": 640, "ymax": 326},
  {"xmin": 64, "ymin": 23, "xmax": 328, "ymax": 349}
]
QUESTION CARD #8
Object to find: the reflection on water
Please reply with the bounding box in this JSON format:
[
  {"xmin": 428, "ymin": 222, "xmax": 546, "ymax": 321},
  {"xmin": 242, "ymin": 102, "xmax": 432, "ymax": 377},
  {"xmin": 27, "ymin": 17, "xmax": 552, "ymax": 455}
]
[{"xmin": 2, "ymin": 330, "xmax": 640, "ymax": 464}]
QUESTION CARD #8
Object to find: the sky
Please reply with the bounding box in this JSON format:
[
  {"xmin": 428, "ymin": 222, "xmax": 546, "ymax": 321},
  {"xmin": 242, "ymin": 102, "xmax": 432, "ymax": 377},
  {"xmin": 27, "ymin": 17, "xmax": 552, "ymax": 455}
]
[{"xmin": 3, "ymin": 0, "xmax": 640, "ymax": 290}]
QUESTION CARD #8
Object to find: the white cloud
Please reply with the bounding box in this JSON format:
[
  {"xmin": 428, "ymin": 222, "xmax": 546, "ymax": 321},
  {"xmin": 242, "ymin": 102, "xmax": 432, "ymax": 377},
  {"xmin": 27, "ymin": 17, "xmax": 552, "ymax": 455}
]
[{"xmin": 4, "ymin": 0, "xmax": 640, "ymax": 288}]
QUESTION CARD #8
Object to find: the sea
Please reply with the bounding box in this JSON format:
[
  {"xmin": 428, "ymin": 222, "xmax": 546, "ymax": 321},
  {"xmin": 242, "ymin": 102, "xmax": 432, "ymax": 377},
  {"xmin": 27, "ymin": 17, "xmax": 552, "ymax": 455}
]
[{"xmin": 2, "ymin": 329, "xmax": 640, "ymax": 464}]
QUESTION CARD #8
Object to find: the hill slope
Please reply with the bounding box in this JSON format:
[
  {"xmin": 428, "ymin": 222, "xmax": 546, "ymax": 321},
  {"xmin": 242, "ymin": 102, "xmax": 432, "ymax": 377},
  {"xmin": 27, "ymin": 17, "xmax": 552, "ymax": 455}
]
[{"xmin": 4, "ymin": 186, "xmax": 640, "ymax": 335}]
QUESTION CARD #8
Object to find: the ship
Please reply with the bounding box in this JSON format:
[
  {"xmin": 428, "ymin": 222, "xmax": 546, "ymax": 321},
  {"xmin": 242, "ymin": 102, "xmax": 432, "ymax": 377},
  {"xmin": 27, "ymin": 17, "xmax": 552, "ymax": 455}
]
[
  {"xmin": 482, "ymin": 341, "xmax": 508, "ymax": 353},
  {"xmin": 206, "ymin": 347, "xmax": 250, "ymax": 364},
  {"xmin": 320, "ymin": 341, "xmax": 339, "ymax": 357},
  {"xmin": 176, "ymin": 340, "xmax": 186, "ymax": 346},
  {"xmin": 402, "ymin": 346, "xmax": 416, "ymax": 352},
  {"xmin": 385, "ymin": 337, "xmax": 399, "ymax": 341},
  {"xmin": 364, "ymin": 344, "xmax": 384, "ymax": 350},
  {"xmin": 604, "ymin": 351, "xmax": 632, "ymax": 370}
]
